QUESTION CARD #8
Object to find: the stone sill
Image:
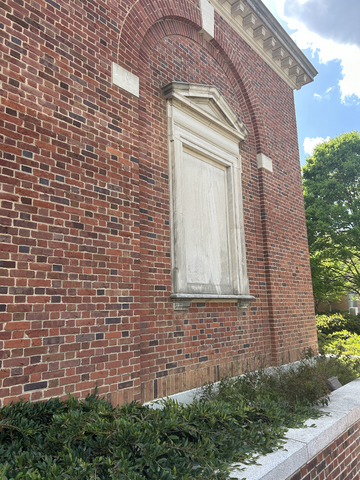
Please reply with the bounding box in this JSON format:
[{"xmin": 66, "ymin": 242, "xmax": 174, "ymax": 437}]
[
  {"xmin": 170, "ymin": 294, "xmax": 255, "ymax": 311},
  {"xmin": 231, "ymin": 377, "xmax": 360, "ymax": 479}
]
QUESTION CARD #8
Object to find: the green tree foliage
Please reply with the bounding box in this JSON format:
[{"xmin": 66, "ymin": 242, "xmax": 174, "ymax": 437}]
[
  {"xmin": 310, "ymin": 252, "xmax": 348, "ymax": 310},
  {"xmin": 302, "ymin": 131, "xmax": 360, "ymax": 303}
]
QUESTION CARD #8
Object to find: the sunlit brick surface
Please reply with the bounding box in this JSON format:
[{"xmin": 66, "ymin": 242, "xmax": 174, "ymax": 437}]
[{"xmin": 0, "ymin": 0, "xmax": 318, "ymax": 406}]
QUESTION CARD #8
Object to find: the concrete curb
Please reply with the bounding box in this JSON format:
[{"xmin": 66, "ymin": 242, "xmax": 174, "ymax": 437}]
[{"xmin": 231, "ymin": 377, "xmax": 360, "ymax": 479}]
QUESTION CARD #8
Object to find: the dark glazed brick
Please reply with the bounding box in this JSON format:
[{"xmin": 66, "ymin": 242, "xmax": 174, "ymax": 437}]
[
  {"xmin": 0, "ymin": 261, "xmax": 16, "ymax": 268},
  {"xmin": 24, "ymin": 381, "xmax": 47, "ymax": 391},
  {"xmin": 108, "ymin": 123, "xmax": 122, "ymax": 133},
  {"xmin": 153, "ymin": 379, "xmax": 158, "ymax": 398},
  {"xmin": 118, "ymin": 381, "xmax": 133, "ymax": 389},
  {"xmin": 105, "ymin": 317, "xmax": 121, "ymax": 324},
  {"xmin": 6, "ymin": 107, "xmax": 17, "ymax": 116},
  {"xmin": 317, "ymin": 459, "xmax": 326, "ymax": 474},
  {"xmin": 307, "ymin": 458, "xmax": 317, "ymax": 472},
  {"xmin": 73, "ymin": 223, "xmax": 84, "ymax": 230},
  {"xmin": 199, "ymin": 356, "xmax": 208, "ymax": 362},
  {"xmin": 50, "ymin": 196, "xmax": 69, "ymax": 206},
  {"xmin": 51, "ymin": 296, "xmax": 61, "ymax": 303},
  {"xmin": 173, "ymin": 331, "xmax": 184, "ymax": 337},
  {"xmin": 166, "ymin": 362, "xmax": 177, "ymax": 369},
  {"xmin": 45, "ymin": 0, "xmax": 60, "ymax": 9},
  {"xmin": 118, "ymin": 297, "xmax": 133, "ymax": 302},
  {"xmin": 96, "ymin": 333, "xmax": 104, "ymax": 340},
  {"xmin": 9, "ymin": 78, "xmax": 19, "ymax": 87}
]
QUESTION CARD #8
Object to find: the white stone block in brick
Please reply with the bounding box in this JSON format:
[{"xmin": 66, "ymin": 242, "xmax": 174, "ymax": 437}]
[
  {"xmin": 257, "ymin": 153, "xmax": 273, "ymax": 172},
  {"xmin": 199, "ymin": 0, "xmax": 214, "ymax": 41},
  {"xmin": 111, "ymin": 62, "xmax": 139, "ymax": 97}
]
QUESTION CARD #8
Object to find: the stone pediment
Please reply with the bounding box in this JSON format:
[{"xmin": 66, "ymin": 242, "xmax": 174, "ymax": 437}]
[{"xmin": 162, "ymin": 82, "xmax": 249, "ymax": 140}]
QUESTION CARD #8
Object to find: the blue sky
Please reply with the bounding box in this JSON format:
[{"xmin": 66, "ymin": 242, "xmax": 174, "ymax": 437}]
[{"xmin": 262, "ymin": 0, "xmax": 360, "ymax": 166}]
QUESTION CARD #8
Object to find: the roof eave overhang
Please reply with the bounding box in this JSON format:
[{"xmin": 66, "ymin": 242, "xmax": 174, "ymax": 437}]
[{"xmin": 209, "ymin": 0, "xmax": 318, "ymax": 90}]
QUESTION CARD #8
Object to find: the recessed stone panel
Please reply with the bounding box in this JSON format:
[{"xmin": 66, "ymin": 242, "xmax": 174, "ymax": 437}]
[{"xmin": 182, "ymin": 150, "xmax": 231, "ymax": 293}]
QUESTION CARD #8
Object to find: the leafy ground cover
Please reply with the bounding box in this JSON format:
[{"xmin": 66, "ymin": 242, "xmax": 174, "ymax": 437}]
[{"xmin": 0, "ymin": 351, "xmax": 351, "ymax": 480}]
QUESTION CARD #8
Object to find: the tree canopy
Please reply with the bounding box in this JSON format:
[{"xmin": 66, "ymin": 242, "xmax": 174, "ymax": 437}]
[{"xmin": 302, "ymin": 131, "xmax": 360, "ymax": 304}]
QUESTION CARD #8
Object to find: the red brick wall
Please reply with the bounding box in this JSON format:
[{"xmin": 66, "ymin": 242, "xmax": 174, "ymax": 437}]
[
  {"xmin": 0, "ymin": 0, "xmax": 318, "ymax": 406},
  {"xmin": 288, "ymin": 422, "xmax": 360, "ymax": 480}
]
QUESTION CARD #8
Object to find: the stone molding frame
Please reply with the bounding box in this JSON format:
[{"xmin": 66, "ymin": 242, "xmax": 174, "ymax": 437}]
[{"xmin": 162, "ymin": 82, "xmax": 254, "ymax": 311}]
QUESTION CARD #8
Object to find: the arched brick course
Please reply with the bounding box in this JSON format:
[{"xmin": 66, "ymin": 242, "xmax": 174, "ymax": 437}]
[{"xmin": 117, "ymin": 0, "xmax": 267, "ymax": 154}]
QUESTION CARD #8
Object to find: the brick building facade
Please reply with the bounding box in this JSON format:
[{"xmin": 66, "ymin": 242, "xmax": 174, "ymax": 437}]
[{"xmin": 0, "ymin": 0, "xmax": 318, "ymax": 406}]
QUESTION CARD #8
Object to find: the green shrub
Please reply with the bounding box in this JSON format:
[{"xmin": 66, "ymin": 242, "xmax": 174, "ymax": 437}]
[
  {"xmin": 199, "ymin": 355, "xmax": 329, "ymax": 415},
  {"xmin": 0, "ymin": 392, "xmax": 238, "ymax": 480},
  {"xmin": 0, "ymin": 385, "xmax": 322, "ymax": 480},
  {"xmin": 1, "ymin": 352, "xmax": 359, "ymax": 480},
  {"xmin": 312, "ymin": 354, "xmax": 360, "ymax": 385},
  {"xmin": 316, "ymin": 312, "xmax": 360, "ymax": 336},
  {"xmin": 319, "ymin": 329, "xmax": 360, "ymax": 356},
  {"xmin": 0, "ymin": 356, "xmax": 333, "ymax": 480}
]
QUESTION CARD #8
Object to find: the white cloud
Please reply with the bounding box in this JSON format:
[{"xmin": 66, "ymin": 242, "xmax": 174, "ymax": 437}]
[
  {"xmin": 325, "ymin": 87, "xmax": 333, "ymax": 94},
  {"xmin": 261, "ymin": 0, "xmax": 360, "ymax": 102},
  {"xmin": 283, "ymin": 0, "xmax": 360, "ymax": 48},
  {"xmin": 314, "ymin": 93, "xmax": 321, "ymax": 99},
  {"xmin": 291, "ymin": 29, "xmax": 360, "ymax": 103},
  {"xmin": 303, "ymin": 136, "xmax": 330, "ymax": 156}
]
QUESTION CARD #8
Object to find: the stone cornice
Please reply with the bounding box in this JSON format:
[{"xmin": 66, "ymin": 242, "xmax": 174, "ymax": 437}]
[{"xmin": 208, "ymin": 0, "xmax": 318, "ymax": 90}]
